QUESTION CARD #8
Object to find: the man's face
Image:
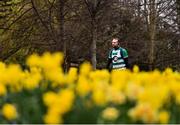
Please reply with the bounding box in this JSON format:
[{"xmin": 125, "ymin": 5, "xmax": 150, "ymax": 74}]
[{"xmin": 111, "ymin": 39, "xmax": 119, "ymax": 48}]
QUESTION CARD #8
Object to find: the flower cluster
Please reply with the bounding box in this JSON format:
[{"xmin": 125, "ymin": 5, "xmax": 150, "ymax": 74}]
[{"xmin": 0, "ymin": 52, "xmax": 180, "ymax": 124}]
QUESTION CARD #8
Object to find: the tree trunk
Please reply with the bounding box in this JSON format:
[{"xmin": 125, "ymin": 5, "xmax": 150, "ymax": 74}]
[
  {"xmin": 57, "ymin": 0, "xmax": 65, "ymax": 52},
  {"xmin": 58, "ymin": 0, "xmax": 67, "ymax": 72},
  {"xmin": 144, "ymin": 0, "xmax": 149, "ymax": 32},
  {"xmin": 149, "ymin": 0, "xmax": 156, "ymax": 70},
  {"xmin": 91, "ymin": 18, "xmax": 97, "ymax": 70},
  {"xmin": 84, "ymin": 0, "xmax": 99, "ymax": 70}
]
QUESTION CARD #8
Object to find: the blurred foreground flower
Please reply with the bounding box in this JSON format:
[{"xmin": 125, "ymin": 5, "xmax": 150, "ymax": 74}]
[
  {"xmin": 2, "ymin": 104, "xmax": 18, "ymax": 121},
  {"xmin": 102, "ymin": 107, "xmax": 119, "ymax": 121}
]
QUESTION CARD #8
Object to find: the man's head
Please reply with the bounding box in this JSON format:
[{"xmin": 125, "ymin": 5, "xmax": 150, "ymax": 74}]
[{"xmin": 111, "ymin": 38, "xmax": 119, "ymax": 48}]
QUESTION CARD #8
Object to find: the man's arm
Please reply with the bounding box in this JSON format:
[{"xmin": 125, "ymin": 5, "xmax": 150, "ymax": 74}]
[
  {"xmin": 106, "ymin": 58, "xmax": 112, "ymax": 70},
  {"xmin": 121, "ymin": 48, "xmax": 129, "ymax": 69},
  {"xmin": 124, "ymin": 57, "xmax": 129, "ymax": 68},
  {"xmin": 107, "ymin": 49, "xmax": 113, "ymax": 71}
]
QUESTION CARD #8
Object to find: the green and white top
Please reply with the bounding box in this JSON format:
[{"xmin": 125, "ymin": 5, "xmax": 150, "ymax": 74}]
[{"xmin": 108, "ymin": 47, "xmax": 128, "ymax": 69}]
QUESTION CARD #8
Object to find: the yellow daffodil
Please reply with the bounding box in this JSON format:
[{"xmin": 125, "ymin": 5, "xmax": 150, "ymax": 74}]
[
  {"xmin": 76, "ymin": 75, "xmax": 92, "ymax": 97},
  {"xmin": 133, "ymin": 65, "xmax": 139, "ymax": 73},
  {"xmin": 0, "ymin": 83, "xmax": 7, "ymax": 96},
  {"xmin": 102, "ymin": 107, "xmax": 119, "ymax": 121},
  {"xmin": 107, "ymin": 87, "xmax": 126, "ymax": 104},
  {"xmin": 23, "ymin": 72, "xmax": 42, "ymax": 90},
  {"xmin": 43, "ymin": 91, "xmax": 58, "ymax": 107},
  {"xmin": 128, "ymin": 103, "xmax": 158, "ymax": 123},
  {"xmin": 92, "ymin": 90, "xmax": 106, "ymax": 106},
  {"xmin": 158, "ymin": 110, "xmax": 170, "ymax": 124},
  {"xmin": 66, "ymin": 67, "xmax": 78, "ymax": 83},
  {"xmin": 79, "ymin": 62, "xmax": 92, "ymax": 76},
  {"xmin": 44, "ymin": 111, "xmax": 63, "ymax": 124},
  {"xmin": 2, "ymin": 103, "xmax": 18, "ymax": 120},
  {"xmin": 57, "ymin": 89, "xmax": 75, "ymax": 114}
]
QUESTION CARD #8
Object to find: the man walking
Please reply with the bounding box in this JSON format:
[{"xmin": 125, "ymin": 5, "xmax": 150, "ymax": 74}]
[{"xmin": 107, "ymin": 38, "xmax": 129, "ymax": 71}]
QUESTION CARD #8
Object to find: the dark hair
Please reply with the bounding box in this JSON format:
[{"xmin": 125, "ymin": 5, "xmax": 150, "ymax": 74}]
[{"xmin": 112, "ymin": 38, "xmax": 120, "ymax": 42}]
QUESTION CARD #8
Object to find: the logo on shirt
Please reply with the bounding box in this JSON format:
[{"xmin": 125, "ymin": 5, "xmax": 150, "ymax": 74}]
[{"xmin": 113, "ymin": 56, "xmax": 118, "ymax": 62}]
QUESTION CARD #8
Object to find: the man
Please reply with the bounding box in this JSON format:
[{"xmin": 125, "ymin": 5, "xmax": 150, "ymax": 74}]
[{"xmin": 106, "ymin": 38, "xmax": 129, "ymax": 71}]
